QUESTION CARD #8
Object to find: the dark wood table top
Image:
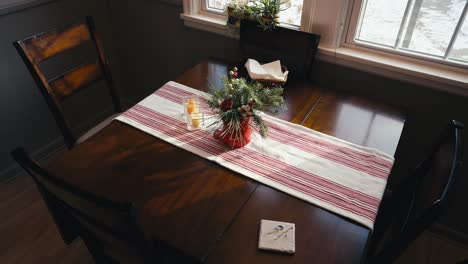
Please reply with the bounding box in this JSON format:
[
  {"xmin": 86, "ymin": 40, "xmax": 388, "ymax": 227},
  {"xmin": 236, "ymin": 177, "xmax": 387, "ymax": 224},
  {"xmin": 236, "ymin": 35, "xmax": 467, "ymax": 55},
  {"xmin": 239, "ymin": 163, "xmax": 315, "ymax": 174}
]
[{"xmin": 47, "ymin": 60, "xmax": 405, "ymax": 263}]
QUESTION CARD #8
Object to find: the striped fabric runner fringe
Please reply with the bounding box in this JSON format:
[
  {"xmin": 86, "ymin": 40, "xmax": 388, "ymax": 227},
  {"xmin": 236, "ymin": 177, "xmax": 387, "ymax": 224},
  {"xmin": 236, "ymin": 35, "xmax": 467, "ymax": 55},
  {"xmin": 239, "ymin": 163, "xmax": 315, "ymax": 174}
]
[{"xmin": 115, "ymin": 81, "xmax": 394, "ymax": 229}]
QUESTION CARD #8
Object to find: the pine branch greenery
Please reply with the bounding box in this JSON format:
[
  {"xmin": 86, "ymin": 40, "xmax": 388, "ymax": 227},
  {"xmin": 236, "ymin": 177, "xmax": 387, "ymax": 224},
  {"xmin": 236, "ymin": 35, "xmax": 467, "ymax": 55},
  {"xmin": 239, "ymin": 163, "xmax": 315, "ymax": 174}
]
[
  {"xmin": 225, "ymin": 0, "xmax": 290, "ymax": 30},
  {"xmin": 207, "ymin": 67, "xmax": 285, "ymax": 140}
]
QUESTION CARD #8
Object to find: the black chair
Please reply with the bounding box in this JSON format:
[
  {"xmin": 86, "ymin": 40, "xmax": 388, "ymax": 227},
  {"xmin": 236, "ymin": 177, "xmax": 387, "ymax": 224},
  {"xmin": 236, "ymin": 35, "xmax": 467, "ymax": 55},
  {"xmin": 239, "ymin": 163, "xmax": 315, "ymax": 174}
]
[
  {"xmin": 11, "ymin": 148, "xmax": 155, "ymax": 263},
  {"xmin": 239, "ymin": 20, "xmax": 321, "ymax": 80},
  {"xmin": 368, "ymin": 120, "xmax": 464, "ymax": 264}
]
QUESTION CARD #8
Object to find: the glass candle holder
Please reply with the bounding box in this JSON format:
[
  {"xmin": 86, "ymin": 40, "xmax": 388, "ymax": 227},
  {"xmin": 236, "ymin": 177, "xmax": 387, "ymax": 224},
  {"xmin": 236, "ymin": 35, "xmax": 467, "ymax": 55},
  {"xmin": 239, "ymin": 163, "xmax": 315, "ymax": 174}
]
[
  {"xmin": 188, "ymin": 112, "xmax": 205, "ymax": 130},
  {"xmin": 182, "ymin": 96, "xmax": 205, "ymax": 130}
]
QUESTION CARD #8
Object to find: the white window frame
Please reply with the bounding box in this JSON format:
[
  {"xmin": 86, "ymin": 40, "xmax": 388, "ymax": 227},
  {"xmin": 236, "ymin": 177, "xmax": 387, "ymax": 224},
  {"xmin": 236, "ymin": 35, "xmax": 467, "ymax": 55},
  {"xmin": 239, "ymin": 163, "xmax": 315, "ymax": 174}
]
[{"xmin": 344, "ymin": 0, "xmax": 468, "ymax": 69}]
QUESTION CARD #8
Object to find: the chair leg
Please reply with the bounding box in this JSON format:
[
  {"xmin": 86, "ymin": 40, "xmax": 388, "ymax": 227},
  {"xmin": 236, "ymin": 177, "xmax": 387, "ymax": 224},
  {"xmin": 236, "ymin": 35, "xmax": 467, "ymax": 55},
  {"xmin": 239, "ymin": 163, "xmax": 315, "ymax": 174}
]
[
  {"xmin": 37, "ymin": 184, "xmax": 79, "ymax": 244},
  {"xmin": 368, "ymin": 192, "xmax": 393, "ymax": 257},
  {"xmin": 81, "ymin": 236, "xmax": 118, "ymax": 264}
]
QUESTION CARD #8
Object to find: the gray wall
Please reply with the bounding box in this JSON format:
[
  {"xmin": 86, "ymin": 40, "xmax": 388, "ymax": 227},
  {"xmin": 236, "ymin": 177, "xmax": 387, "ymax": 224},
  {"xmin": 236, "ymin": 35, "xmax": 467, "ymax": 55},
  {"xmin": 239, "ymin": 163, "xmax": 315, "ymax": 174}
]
[
  {"xmin": 108, "ymin": 1, "xmax": 240, "ymax": 102},
  {"xmin": 108, "ymin": 0, "xmax": 468, "ymax": 235},
  {"xmin": 0, "ymin": 0, "xmax": 116, "ymax": 175}
]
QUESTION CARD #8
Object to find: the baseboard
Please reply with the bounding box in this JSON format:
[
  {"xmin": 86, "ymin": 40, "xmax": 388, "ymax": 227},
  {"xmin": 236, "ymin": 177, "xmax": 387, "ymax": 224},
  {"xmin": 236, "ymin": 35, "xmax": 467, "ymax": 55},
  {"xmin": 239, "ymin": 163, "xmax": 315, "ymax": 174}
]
[
  {"xmin": 0, "ymin": 136, "xmax": 66, "ymax": 182},
  {"xmin": 0, "ymin": 100, "xmax": 134, "ymax": 183}
]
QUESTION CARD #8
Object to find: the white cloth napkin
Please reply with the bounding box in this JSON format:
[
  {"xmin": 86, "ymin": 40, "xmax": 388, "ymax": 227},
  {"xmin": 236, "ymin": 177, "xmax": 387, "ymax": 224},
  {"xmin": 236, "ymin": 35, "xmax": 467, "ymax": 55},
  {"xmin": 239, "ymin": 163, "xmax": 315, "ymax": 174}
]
[
  {"xmin": 259, "ymin": 219, "xmax": 295, "ymax": 254},
  {"xmin": 245, "ymin": 59, "xmax": 289, "ymax": 82}
]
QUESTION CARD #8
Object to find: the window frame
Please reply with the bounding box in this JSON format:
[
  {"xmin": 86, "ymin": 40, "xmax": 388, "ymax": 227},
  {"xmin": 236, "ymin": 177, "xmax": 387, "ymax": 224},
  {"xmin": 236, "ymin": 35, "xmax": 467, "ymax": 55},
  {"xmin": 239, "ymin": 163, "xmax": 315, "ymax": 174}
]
[{"xmin": 344, "ymin": 0, "xmax": 468, "ymax": 69}]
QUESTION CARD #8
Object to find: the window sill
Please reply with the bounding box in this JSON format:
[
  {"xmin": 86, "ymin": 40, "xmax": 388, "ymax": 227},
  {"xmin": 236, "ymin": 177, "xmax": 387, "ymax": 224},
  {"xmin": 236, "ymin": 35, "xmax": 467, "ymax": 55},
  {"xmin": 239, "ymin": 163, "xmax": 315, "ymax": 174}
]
[
  {"xmin": 319, "ymin": 45, "xmax": 468, "ymax": 97},
  {"xmin": 180, "ymin": 13, "xmax": 237, "ymax": 39},
  {"xmin": 0, "ymin": 0, "xmax": 55, "ymax": 16},
  {"xmin": 180, "ymin": 13, "xmax": 468, "ymax": 97}
]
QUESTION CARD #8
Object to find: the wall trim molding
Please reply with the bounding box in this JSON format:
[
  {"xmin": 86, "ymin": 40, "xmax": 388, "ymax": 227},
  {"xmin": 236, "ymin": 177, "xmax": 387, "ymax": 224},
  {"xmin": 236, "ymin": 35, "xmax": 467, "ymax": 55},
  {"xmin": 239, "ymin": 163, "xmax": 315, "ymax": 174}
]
[
  {"xmin": 159, "ymin": 0, "xmax": 182, "ymax": 7},
  {"xmin": 0, "ymin": 0, "xmax": 57, "ymax": 16},
  {"xmin": 0, "ymin": 136, "xmax": 66, "ymax": 182}
]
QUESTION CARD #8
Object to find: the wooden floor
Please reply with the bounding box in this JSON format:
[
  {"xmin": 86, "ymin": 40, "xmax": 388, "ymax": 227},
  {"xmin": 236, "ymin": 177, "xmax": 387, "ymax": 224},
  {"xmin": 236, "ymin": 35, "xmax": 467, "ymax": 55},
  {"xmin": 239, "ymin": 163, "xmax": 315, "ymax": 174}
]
[
  {"xmin": 1, "ymin": 173, "xmax": 468, "ymax": 264},
  {"xmin": 0, "ymin": 174, "xmax": 93, "ymax": 264}
]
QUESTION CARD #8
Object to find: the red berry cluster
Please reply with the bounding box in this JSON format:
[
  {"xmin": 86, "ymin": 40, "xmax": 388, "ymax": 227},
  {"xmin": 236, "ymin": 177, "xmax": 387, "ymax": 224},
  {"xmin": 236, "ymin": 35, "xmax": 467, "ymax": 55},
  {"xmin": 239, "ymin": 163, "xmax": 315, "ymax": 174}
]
[{"xmin": 220, "ymin": 99, "xmax": 233, "ymax": 111}]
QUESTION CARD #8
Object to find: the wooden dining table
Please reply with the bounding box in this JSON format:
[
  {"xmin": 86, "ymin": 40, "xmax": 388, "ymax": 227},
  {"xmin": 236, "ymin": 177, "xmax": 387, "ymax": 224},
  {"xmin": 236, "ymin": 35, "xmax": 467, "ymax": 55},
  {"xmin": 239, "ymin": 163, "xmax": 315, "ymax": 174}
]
[{"xmin": 47, "ymin": 60, "xmax": 405, "ymax": 263}]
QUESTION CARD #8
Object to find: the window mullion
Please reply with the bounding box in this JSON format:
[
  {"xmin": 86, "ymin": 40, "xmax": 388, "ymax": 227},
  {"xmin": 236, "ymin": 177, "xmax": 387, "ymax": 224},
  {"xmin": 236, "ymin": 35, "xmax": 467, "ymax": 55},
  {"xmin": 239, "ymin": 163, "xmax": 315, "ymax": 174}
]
[
  {"xmin": 444, "ymin": 2, "xmax": 468, "ymax": 59},
  {"xmin": 393, "ymin": 0, "xmax": 415, "ymax": 49},
  {"xmin": 183, "ymin": 0, "xmax": 201, "ymax": 15},
  {"xmin": 401, "ymin": 0, "xmax": 424, "ymax": 49},
  {"xmin": 300, "ymin": 0, "xmax": 316, "ymax": 33},
  {"xmin": 201, "ymin": 0, "xmax": 207, "ymax": 12}
]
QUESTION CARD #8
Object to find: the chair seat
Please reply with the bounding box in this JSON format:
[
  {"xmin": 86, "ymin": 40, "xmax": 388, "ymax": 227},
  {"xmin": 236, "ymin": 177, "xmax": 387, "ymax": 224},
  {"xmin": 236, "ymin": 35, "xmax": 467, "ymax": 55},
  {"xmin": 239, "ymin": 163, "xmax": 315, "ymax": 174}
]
[{"xmin": 77, "ymin": 113, "xmax": 120, "ymax": 144}]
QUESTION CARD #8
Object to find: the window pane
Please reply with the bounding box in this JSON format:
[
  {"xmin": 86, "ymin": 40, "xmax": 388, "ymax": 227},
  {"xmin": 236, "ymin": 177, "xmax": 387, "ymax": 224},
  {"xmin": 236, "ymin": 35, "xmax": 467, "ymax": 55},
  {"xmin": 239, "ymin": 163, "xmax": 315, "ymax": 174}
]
[
  {"xmin": 402, "ymin": 0, "xmax": 465, "ymax": 57},
  {"xmin": 279, "ymin": 0, "xmax": 303, "ymax": 26},
  {"xmin": 207, "ymin": 0, "xmax": 228, "ymax": 10},
  {"xmin": 357, "ymin": 0, "xmax": 409, "ymax": 46},
  {"xmin": 449, "ymin": 12, "xmax": 468, "ymax": 62}
]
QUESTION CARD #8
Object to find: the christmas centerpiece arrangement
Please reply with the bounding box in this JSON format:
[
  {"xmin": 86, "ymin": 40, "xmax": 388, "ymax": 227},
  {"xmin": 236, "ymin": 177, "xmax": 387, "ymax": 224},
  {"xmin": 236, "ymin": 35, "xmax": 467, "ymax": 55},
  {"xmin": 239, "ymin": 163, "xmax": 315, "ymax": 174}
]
[{"xmin": 207, "ymin": 67, "xmax": 285, "ymax": 148}]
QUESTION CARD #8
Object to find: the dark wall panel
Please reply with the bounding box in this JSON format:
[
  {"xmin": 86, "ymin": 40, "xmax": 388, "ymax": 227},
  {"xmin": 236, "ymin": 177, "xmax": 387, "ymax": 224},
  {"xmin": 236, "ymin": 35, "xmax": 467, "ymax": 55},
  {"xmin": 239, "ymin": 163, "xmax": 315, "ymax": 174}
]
[{"xmin": 108, "ymin": 1, "xmax": 240, "ymax": 102}]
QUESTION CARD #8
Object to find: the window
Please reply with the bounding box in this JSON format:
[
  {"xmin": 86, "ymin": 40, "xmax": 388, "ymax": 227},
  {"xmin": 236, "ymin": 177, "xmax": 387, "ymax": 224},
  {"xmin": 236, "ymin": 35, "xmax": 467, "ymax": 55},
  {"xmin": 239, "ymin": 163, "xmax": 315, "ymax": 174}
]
[
  {"xmin": 347, "ymin": 0, "xmax": 468, "ymax": 66},
  {"xmin": 202, "ymin": 0, "xmax": 305, "ymax": 27}
]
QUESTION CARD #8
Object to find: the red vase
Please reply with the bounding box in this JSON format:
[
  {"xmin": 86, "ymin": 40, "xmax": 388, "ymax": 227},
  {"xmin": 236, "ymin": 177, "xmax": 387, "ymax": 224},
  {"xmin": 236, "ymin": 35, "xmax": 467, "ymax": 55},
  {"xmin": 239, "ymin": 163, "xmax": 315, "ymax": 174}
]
[{"xmin": 214, "ymin": 117, "xmax": 253, "ymax": 148}]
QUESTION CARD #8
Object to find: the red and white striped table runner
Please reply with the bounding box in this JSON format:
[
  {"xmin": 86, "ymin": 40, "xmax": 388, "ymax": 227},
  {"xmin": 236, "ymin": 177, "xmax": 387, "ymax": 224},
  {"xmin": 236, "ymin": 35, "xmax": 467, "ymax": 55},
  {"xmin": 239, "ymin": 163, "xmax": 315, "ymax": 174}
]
[{"xmin": 115, "ymin": 81, "xmax": 394, "ymax": 229}]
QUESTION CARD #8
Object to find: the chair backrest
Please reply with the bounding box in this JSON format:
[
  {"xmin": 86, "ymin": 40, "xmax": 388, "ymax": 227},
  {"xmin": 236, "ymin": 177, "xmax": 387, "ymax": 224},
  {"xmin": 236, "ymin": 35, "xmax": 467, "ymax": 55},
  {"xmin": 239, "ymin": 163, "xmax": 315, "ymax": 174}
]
[
  {"xmin": 14, "ymin": 16, "xmax": 122, "ymax": 149},
  {"xmin": 240, "ymin": 20, "xmax": 321, "ymax": 80},
  {"xmin": 372, "ymin": 120, "xmax": 464, "ymax": 263},
  {"xmin": 11, "ymin": 148, "xmax": 153, "ymax": 263}
]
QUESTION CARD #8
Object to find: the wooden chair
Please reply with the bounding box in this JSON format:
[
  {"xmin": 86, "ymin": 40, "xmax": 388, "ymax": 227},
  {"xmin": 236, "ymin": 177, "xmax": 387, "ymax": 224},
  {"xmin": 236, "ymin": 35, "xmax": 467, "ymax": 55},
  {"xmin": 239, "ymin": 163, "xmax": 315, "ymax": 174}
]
[
  {"xmin": 368, "ymin": 120, "xmax": 464, "ymax": 264},
  {"xmin": 14, "ymin": 16, "xmax": 122, "ymax": 149},
  {"xmin": 239, "ymin": 20, "xmax": 321, "ymax": 80},
  {"xmin": 11, "ymin": 148, "xmax": 156, "ymax": 263}
]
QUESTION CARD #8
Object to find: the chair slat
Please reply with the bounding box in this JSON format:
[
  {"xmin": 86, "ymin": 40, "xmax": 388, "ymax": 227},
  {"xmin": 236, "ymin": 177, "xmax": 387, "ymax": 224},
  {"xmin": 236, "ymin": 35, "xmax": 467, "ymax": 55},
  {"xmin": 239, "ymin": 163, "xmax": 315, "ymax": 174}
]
[
  {"xmin": 20, "ymin": 22, "xmax": 91, "ymax": 64},
  {"xmin": 48, "ymin": 60, "xmax": 103, "ymax": 101}
]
